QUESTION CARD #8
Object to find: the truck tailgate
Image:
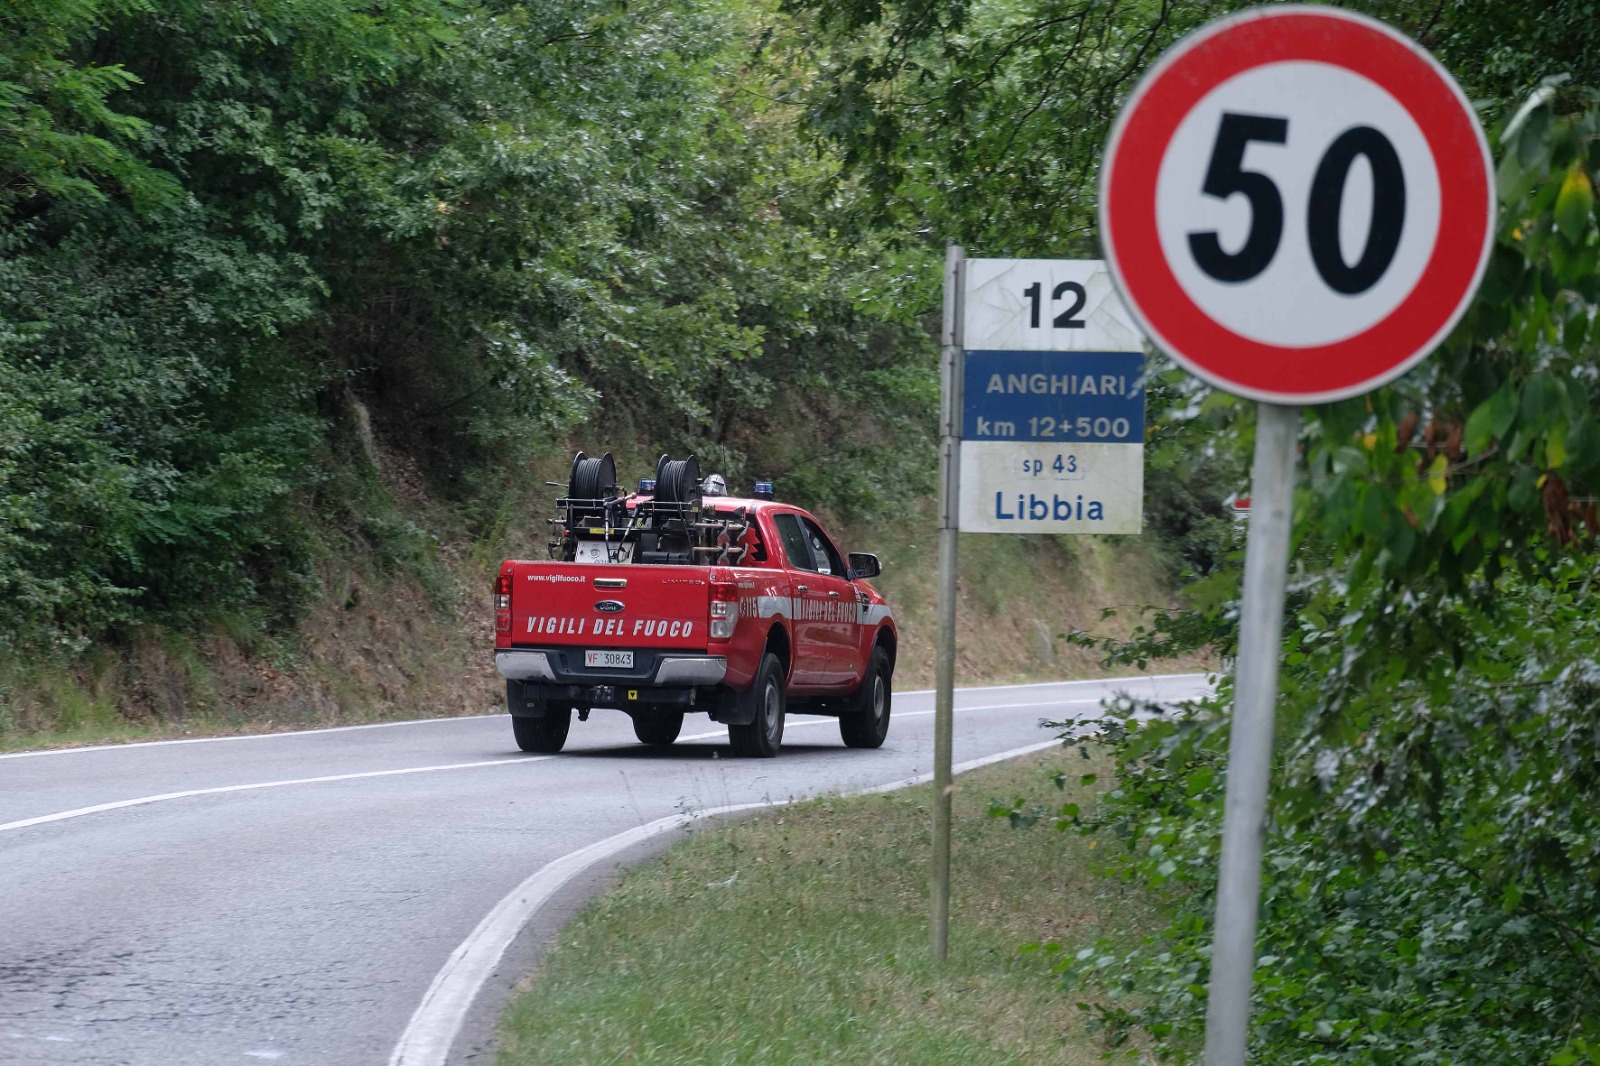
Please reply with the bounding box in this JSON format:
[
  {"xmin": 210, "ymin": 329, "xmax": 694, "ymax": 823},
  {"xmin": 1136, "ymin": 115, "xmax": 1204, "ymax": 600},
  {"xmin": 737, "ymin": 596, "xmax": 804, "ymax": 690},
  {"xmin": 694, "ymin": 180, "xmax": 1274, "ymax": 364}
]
[{"xmin": 509, "ymin": 562, "xmax": 711, "ymax": 649}]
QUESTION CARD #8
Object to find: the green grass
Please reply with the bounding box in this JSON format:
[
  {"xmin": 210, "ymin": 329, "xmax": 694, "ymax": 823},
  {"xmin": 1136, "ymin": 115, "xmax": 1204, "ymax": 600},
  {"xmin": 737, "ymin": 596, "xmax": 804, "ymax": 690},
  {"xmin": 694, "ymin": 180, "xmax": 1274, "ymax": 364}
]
[{"xmin": 498, "ymin": 753, "xmax": 1158, "ymax": 1065}]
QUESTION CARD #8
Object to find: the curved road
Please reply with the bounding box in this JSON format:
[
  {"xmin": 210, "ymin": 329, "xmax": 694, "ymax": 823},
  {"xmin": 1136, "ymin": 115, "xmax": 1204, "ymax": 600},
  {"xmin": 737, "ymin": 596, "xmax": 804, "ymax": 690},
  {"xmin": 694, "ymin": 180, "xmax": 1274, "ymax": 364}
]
[{"xmin": 1, "ymin": 674, "xmax": 1209, "ymax": 1066}]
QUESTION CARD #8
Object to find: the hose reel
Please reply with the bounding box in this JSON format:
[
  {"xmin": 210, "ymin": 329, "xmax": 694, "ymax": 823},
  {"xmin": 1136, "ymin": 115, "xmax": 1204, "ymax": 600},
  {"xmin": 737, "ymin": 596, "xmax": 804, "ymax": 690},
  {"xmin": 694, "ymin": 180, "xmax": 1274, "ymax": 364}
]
[
  {"xmin": 546, "ymin": 451, "xmax": 623, "ymax": 558},
  {"xmin": 546, "ymin": 450, "xmax": 752, "ymax": 564},
  {"xmin": 568, "ymin": 451, "xmax": 618, "ymax": 503},
  {"xmin": 652, "ymin": 454, "xmax": 702, "ymax": 510}
]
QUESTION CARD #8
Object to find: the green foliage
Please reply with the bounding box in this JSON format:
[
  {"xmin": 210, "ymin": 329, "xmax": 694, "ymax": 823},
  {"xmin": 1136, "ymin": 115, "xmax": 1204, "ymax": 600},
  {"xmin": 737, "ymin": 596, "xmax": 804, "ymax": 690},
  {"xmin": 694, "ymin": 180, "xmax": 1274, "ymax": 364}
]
[
  {"xmin": 1308, "ymin": 83, "xmax": 1600, "ymax": 595},
  {"xmin": 788, "ymin": 0, "xmax": 1600, "ymax": 256},
  {"xmin": 1024, "ymin": 81, "xmax": 1600, "ymax": 1063},
  {"xmin": 0, "ymin": 0, "xmax": 181, "ymax": 217},
  {"xmin": 1140, "ymin": 362, "xmax": 1249, "ymax": 582},
  {"xmin": 792, "ymin": 0, "xmax": 1217, "ymax": 253},
  {"xmin": 779, "ymin": 0, "xmax": 1600, "ymax": 1053},
  {"xmin": 0, "ymin": 212, "xmax": 322, "ymax": 647},
  {"xmin": 0, "ymin": 0, "xmax": 938, "ymax": 654}
]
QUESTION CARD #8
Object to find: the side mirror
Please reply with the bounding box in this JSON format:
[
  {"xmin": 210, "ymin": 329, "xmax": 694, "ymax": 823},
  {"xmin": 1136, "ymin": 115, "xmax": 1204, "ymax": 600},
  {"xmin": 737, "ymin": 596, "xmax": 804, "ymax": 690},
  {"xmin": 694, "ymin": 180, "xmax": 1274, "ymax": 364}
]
[{"xmin": 848, "ymin": 552, "xmax": 881, "ymax": 580}]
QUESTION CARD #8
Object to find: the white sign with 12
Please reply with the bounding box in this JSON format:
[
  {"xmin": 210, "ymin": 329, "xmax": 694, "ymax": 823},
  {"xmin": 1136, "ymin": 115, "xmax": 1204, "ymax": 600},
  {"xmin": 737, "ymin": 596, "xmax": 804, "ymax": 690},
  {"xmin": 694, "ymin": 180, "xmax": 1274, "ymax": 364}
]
[{"xmin": 959, "ymin": 259, "xmax": 1146, "ymax": 535}]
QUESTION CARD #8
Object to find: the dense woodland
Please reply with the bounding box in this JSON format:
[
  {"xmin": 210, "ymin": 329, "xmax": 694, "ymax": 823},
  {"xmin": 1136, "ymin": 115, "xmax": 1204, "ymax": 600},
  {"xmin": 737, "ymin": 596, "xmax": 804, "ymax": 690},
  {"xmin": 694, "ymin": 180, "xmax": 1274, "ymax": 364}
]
[
  {"xmin": 0, "ymin": 0, "xmax": 942, "ymax": 656},
  {"xmin": 6, "ymin": 0, "xmax": 1600, "ymax": 1060}
]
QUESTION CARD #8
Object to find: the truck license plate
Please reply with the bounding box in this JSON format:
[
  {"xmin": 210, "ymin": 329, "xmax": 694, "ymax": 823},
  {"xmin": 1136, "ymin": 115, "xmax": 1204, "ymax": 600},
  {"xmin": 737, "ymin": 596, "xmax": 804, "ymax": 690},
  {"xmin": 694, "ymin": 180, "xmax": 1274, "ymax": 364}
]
[{"xmin": 585, "ymin": 650, "xmax": 634, "ymax": 669}]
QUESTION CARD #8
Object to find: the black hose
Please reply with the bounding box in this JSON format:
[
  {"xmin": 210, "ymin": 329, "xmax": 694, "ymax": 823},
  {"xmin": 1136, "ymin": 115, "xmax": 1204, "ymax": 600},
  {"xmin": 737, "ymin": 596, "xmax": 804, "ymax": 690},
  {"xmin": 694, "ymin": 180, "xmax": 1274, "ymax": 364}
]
[
  {"xmin": 567, "ymin": 451, "xmax": 617, "ymax": 500},
  {"xmin": 653, "ymin": 454, "xmax": 701, "ymax": 507},
  {"xmin": 567, "ymin": 451, "xmax": 618, "ymax": 523},
  {"xmin": 568, "ymin": 451, "xmax": 589, "ymax": 498}
]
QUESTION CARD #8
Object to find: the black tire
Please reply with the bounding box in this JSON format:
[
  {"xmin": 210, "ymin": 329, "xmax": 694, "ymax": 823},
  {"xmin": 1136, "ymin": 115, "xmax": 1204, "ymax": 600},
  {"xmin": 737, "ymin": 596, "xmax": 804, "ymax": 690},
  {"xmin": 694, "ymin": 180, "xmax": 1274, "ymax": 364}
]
[
  {"xmin": 632, "ymin": 710, "xmax": 684, "ymax": 746},
  {"xmin": 512, "ymin": 708, "xmax": 571, "ymax": 753},
  {"xmin": 507, "ymin": 682, "xmax": 572, "ymax": 753},
  {"xmin": 728, "ymin": 652, "xmax": 786, "ymax": 757},
  {"xmin": 840, "ymin": 646, "xmax": 892, "ymax": 749}
]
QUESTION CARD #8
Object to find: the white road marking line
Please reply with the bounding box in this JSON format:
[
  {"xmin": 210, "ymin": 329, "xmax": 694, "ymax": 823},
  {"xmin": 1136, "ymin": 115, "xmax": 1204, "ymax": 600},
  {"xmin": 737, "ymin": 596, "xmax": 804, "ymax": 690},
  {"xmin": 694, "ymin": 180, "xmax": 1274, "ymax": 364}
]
[
  {"xmin": 0, "ymin": 702, "xmax": 1109, "ymax": 837},
  {"xmin": 0, "ymin": 674, "xmax": 1210, "ymax": 760},
  {"xmin": 386, "ymin": 737, "xmax": 1066, "ymax": 1066},
  {"xmin": 897, "ymin": 671, "xmax": 1211, "ymax": 696},
  {"xmin": 0, "ymin": 757, "xmax": 551, "ymax": 834}
]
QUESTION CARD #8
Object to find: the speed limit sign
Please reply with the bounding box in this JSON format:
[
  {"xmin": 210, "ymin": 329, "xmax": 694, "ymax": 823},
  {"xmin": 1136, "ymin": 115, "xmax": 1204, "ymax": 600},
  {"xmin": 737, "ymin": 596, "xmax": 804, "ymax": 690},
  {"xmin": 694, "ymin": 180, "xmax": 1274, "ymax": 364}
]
[
  {"xmin": 1099, "ymin": 9, "xmax": 1496, "ymax": 1065},
  {"xmin": 1100, "ymin": 5, "xmax": 1494, "ymax": 403}
]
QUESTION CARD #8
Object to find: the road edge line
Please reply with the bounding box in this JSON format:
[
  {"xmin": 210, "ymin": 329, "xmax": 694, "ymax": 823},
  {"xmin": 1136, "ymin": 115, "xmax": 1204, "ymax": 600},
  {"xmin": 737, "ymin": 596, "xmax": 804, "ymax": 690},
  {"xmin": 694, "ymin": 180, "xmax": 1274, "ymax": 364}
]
[
  {"xmin": 896, "ymin": 671, "xmax": 1211, "ymax": 697},
  {"xmin": 386, "ymin": 737, "xmax": 1063, "ymax": 1066},
  {"xmin": 0, "ymin": 715, "xmax": 503, "ymax": 761}
]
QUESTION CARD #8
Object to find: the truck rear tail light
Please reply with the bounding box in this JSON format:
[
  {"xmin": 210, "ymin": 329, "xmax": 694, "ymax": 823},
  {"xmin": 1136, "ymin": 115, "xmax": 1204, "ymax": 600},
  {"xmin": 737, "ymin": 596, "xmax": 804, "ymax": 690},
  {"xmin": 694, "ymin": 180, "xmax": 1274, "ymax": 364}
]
[
  {"xmin": 495, "ymin": 573, "xmax": 512, "ymax": 631},
  {"xmin": 709, "ymin": 571, "xmax": 739, "ymax": 640}
]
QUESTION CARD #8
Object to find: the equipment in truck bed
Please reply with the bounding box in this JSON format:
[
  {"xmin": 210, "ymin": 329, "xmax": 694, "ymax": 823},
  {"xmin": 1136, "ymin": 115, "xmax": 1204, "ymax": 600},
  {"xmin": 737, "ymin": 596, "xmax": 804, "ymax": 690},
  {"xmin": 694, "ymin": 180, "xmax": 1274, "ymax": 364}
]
[{"xmin": 548, "ymin": 451, "xmax": 756, "ymax": 567}]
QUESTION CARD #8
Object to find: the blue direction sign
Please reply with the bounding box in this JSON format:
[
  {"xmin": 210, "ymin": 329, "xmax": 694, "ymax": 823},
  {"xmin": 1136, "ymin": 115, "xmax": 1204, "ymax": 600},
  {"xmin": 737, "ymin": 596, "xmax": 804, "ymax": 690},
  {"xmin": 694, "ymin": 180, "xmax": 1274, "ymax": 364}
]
[{"xmin": 963, "ymin": 350, "xmax": 1145, "ymax": 443}]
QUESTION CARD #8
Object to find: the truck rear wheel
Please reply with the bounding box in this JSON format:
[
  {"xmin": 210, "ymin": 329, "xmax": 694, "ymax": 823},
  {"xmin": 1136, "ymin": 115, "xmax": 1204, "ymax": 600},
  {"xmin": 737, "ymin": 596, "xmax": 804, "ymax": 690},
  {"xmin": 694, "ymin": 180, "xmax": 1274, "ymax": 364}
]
[
  {"xmin": 507, "ymin": 682, "xmax": 572, "ymax": 753},
  {"xmin": 511, "ymin": 709, "xmax": 570, "ymax": 753},
  {"xmin": 729, "ymin": 652, "xmax": 786, "ymax": 758},
  {"xmin": 840, "ymin": 646, "xmax": 892, "ymax": 749},
  {"xmin": 632, "ymin": 710, "xmax": 684, "ymax": 746}
]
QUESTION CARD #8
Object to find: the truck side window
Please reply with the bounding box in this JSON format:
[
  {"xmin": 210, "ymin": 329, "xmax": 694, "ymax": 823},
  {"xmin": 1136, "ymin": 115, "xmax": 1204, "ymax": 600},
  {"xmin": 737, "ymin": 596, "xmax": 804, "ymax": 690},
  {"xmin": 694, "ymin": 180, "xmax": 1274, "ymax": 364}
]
[
  {"xmin": 773, "ymin": 513, "xmax": 816, "ymax": 571},
  {"xmin": 799, "ymin": 517, "xmax": 847, "ymax": 578}
]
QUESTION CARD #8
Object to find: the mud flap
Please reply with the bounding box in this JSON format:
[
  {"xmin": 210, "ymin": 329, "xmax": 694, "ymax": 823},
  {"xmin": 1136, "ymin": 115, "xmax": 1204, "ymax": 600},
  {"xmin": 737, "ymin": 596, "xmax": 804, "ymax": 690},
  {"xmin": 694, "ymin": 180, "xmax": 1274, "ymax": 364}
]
[
  {"xmin": 708, "ymin": 684, "xmax": 756, "ymax": 726},
  {"xmin": 506, "ymin": 680, "xmax": 550, "ymax": 718}
]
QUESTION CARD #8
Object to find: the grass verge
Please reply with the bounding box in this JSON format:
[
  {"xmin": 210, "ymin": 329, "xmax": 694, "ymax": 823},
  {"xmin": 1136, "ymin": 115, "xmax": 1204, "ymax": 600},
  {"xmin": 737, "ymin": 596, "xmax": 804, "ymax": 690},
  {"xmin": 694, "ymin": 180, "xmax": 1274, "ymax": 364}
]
[{"xmin": 498, "ymin": 751, "xmax": 1157, "ymax": 1065}]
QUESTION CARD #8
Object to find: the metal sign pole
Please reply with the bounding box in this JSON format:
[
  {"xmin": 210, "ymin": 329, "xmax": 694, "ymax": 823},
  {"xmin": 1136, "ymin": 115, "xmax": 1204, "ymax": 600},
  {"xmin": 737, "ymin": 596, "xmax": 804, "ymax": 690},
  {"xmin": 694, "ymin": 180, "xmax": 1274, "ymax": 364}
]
[
  {"xmin": 1203, "ymin": 401, "xmax": 1299, "ymax": 1065},
  {"xmin": 932, "ymin": 242, "xmax": 964, "ymax": 964}
]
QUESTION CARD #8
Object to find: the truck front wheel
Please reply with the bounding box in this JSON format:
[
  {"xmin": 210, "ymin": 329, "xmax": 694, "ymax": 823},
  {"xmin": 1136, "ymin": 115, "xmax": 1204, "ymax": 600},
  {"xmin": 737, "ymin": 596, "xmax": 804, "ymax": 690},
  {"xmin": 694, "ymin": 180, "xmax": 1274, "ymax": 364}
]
[
  {"xmin": 840, "ymin": 646, "xmax": 892, "ymax": 749},
  {"xmin": 728, "ymin": 652, "xmax": 786, "ymax": 758}
]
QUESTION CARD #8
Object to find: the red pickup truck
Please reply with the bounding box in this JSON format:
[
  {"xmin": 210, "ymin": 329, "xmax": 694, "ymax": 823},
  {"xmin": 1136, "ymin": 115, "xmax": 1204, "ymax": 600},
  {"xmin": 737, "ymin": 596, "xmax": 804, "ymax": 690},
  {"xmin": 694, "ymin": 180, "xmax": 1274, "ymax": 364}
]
[{"xmin": 493, "ymin": 456, "xmax": 896, "ymax": 757}]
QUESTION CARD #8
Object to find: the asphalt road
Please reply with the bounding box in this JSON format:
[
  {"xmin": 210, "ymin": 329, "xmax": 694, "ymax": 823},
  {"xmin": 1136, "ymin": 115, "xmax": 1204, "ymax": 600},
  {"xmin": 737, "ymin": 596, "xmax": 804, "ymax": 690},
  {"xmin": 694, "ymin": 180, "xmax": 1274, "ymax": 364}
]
[{"xmin": 1, "ymin": 674, "xmax": 1209, "ymax": 1066}]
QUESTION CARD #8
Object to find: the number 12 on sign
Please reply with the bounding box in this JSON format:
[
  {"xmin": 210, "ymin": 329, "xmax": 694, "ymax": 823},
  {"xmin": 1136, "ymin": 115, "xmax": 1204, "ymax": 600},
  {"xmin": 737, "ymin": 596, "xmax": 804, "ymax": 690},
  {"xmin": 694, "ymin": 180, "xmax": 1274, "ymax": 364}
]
[
  {"xmin": 1022, "ymin": 281, "xmax": 1087, "ymax": 329},
  {"xmin": 962, "ymin": 260, "xmax": 1145, "ymax": 354}
]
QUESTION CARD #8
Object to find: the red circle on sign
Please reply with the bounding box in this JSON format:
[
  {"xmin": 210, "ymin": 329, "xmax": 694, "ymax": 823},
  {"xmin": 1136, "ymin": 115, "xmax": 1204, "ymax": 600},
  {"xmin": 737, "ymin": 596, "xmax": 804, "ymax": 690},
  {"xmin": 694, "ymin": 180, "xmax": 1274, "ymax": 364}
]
[{"xmin": 1099, "ymin": 6, "xmax": 1494, "ymax": 403}]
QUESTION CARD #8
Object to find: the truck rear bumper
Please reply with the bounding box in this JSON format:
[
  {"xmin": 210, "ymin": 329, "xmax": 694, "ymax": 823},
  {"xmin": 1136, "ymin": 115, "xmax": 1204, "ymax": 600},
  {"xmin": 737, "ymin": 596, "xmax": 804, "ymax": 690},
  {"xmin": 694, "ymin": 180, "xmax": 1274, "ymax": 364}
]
[
  {"xmin": 495, "ymin": 649, "xmax": 727, "ymax": 686},
  {"xmin": 496, "ymin": 650, "xmax": 559, "ymax": 681},
  {"xmin": 655, "ymin": 656, "xmax": 729, "ymax": 685}
]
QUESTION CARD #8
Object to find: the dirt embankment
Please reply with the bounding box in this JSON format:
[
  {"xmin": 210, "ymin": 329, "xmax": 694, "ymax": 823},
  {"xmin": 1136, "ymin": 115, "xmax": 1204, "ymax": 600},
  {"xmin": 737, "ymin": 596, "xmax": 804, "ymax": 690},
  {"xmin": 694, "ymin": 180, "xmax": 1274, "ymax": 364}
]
[{"xmin": 0, "ymin": 452, "xmax": 1205, "ymax": 751}]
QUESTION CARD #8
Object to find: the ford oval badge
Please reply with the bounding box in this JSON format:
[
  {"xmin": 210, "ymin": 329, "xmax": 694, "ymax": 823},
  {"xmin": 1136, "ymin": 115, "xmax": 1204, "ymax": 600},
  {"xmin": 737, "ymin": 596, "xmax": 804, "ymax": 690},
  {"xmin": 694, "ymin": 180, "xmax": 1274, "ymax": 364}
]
[{"xmin": 593, "ymin": 600, "xmax": 625, "ymax": 614}]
